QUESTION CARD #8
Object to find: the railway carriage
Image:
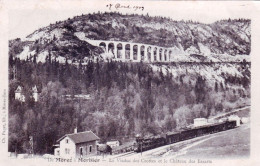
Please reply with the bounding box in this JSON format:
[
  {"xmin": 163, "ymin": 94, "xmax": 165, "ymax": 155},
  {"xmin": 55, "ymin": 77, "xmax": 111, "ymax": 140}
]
[
  {"xmin": 166, "ymin": 120, "xmax": 237, "ymax": 145},
  {"xmin": 134, "ymin": 120, "xmax": 238, "ymax": 153},
  {"xmin": 135, "ymin": 135, "xmax": 166, "ymax": 152},
  {"xmin": 166, "ymin": 131, "xmax": 180, "ymax": 144},
  {"xmin": 180, "ymin": 128, "xmax": 197, "ymax": 141}
]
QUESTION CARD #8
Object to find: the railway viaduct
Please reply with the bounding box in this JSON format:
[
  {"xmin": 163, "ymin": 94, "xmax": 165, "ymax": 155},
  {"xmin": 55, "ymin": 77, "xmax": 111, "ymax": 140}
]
[{"xmin": 86, "ymin": 39, "xmax": 174, "ymax": 62}]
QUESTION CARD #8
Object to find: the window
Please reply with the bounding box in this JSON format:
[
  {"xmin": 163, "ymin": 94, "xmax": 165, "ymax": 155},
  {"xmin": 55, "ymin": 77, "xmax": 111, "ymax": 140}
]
[
  {"xmin": 89, "ymin": 145, "xmax": 92, "ymax": 153},
  {"xmin": 65, "ymin": 148, "xmax": 70, "ymax": 154},
  {"xmin": 66, "ymin": 139, "xmax": 69, "ymax": 144},
  {"xmin": 80, "ymin": 147, "xmax": 83, "ymax": 156}
]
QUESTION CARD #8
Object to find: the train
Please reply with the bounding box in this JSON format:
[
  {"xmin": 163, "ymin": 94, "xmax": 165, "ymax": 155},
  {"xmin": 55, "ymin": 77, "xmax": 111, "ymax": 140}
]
[{"xmin": 134, "ymin": 120, "xmax": 237, "ymax": 153}]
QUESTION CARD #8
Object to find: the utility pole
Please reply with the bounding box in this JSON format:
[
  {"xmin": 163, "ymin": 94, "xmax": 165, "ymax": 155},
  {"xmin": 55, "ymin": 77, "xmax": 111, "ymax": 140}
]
[
  {"xmin": 140, "ymin": 137, "xmax": 144, "ymax": 156},
  {"xmin": 29, "ymin": 136, "xmax": 34, "ymax": 157},
  {"xmin": 141, "ymin": 141, "xmax": 143, "ymax": 156}
]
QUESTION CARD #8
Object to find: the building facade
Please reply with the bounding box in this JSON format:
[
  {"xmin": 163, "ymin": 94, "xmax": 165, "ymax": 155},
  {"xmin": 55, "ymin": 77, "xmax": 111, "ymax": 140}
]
[
  {"xmin": 55, "ymin": 130, "xmax": 100, "ymax": 158},
  {"xmin": 32, "ymin": 85, "xmax": 39, "ymax": 102},
  {"xmin": 14, "ymin": 85, "xmax": 39, "ymax": 102},
  {"xmin": 106, "ymin": 140, "xmax": 120, "ymax": 148},
  {"xmin": 15, "ymin": 86, "xmax": 25, "ymax": 102}
]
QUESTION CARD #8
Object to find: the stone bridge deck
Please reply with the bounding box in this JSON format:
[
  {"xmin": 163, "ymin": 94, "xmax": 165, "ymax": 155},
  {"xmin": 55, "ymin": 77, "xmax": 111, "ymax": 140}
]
[{"xmin": 86, "ymin": 39, "xmax": 174, "ymax": 62}]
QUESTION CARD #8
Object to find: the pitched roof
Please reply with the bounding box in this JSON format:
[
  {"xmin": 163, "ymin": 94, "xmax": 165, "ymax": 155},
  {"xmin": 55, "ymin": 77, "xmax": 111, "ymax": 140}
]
[
  {"xmin": 32, "ymin": 85, "xmax": 38, "ymax": 93},
  {"xmin": 15, "ymin": 86, "xmax": 23, "ymax": 93},
  {"xmin": 57, "ymin": 131, "xmax": 100, "ymax": 144}
]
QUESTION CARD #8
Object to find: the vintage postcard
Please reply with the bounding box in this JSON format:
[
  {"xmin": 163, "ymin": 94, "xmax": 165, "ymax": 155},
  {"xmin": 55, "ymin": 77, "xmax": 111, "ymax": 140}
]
[{"xmin": 1, "ymin": 0, "xmax": 260, "ymax": 165}]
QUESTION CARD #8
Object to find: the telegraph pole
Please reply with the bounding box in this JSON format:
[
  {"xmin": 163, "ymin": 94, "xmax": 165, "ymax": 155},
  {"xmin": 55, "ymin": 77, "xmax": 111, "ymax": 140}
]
[
  {"xmin": 141, "ymin": 141, "xmax": 143, "ymax": 156},
  {"xmin": 29, "ymin": 136, "xmax": 34, "ymax": 157}
]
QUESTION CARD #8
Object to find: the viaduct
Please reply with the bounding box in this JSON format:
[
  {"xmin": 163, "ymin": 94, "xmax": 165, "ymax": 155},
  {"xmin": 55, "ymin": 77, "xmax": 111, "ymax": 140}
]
[{"xmin": 86, "ymin": 39, "xmax": 174, "ymax": 62}]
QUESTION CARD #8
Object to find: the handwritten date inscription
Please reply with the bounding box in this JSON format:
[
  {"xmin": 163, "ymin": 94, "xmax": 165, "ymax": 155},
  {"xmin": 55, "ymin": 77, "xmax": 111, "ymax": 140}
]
[{"xmin": 106, "ymin": 3, "xmax": 144, "ymax": 11}]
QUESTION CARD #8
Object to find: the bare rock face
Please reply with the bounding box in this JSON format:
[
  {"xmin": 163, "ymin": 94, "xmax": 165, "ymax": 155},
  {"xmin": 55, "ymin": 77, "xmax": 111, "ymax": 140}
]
[{"xmin": 9, "ymin": 12, "xmax": 250, "ymax": 63}]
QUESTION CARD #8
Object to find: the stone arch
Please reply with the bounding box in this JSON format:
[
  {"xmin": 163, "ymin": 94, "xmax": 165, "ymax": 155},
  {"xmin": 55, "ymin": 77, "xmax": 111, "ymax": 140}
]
[
  {"xmin": 164, "ymin": 49, "xmax": 167, "ymax": 61},
  {"xmin": 147, "ymin": 46, "xmax": 152, "ymax": 62},
  {"xmin": 140, "ymin": 45, "xmax": 145, "ymax": 61},
  {"xmin": 99, "ymin": 42, "xmax": 106, "ymax": 52},
  {"xmin": 117, "ymin": 43, "xmax": 123, "ymax": 59},
  {"xmin": 133, "ymin": 45, "xmax": 138, "ymax": 60},
  {"xmin": 159, "ymin": 48, "xmax": 163, "ymax": 61},
  {"xmin": 125, "ymin": 44, "xmax": 130, "ymax": 59},
  {"xmin": 153, "ymin": 47, "xmax": 157, "ymax": 61},
  {"xmin": 108, "ymin": 43, "xmax": 114, "ymax": 55},
  {"xmin": 169, "ymin": 50, "xmax": 172, "ymax": 61}
]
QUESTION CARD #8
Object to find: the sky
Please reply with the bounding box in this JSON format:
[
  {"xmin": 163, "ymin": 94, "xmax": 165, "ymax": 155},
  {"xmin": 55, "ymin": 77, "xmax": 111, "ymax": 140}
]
[{"xmin": 7, "ymin": 0, "xmax": 255, "ymax": 39}]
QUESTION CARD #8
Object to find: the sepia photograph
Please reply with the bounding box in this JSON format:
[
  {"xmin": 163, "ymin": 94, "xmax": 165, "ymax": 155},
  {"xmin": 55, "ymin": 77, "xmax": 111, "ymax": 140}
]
[{"xmin": 1, "ymin": 0, "xmax": 260, "ymax": 165}]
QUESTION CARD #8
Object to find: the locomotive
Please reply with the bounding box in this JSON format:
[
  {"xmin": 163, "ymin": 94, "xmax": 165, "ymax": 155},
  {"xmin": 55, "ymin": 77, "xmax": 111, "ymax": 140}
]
[{"xmin": 134, "ymin": 120, "xmax": 237, "ymax": 153}]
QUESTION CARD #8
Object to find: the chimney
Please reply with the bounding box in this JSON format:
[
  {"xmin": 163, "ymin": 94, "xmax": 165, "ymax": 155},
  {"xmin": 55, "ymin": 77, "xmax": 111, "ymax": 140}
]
[{"xmin": 74, "ymin": 127, "xmax": 77, "ymax": 133}]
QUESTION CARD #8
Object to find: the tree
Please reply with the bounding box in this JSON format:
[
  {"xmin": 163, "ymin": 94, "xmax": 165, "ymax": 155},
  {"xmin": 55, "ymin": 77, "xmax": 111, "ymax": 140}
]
[
  {"xmin": 214, "ymin": 82, "xmax": 218, "ymax": 92},
  {"xmin": 195, "ymin": 76, "xmax": 206, "ymax": 103}
]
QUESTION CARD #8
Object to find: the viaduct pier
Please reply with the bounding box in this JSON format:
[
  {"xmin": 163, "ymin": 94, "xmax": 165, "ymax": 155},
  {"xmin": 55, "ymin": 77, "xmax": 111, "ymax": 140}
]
[{"xmin": 86, "ymin": 39, "xmax": 175, "ymax": 62}]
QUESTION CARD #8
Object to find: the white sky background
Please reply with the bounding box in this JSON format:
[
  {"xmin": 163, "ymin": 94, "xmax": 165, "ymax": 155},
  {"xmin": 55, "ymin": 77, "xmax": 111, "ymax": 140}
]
[{"xmin": 8, "ymin": 0, "xmax": 256, "ymax": 39}]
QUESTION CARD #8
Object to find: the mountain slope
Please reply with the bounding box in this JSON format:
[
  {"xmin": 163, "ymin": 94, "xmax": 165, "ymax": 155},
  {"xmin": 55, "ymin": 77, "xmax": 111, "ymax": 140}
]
[{"xmin": 9, "ymin": 12, "xmax": 250, "ymax": 63}]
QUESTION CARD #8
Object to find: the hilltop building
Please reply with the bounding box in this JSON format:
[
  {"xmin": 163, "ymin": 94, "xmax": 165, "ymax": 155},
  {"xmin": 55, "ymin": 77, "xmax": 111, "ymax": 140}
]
[
  {"xmin": 32, "ymin": 85, "xmax": 39, "ymax": 102},
  {"xmin": 62, "ymin": 94, "xmax": 91, "ymax": 101},
  {"xmin": 15, "ymin": 86, "xmax": 25, "ymax": 102},
  {"xmin": 14, "ymin": 85, "xmax": 39, "ymax": 102},
  {"xmin": 54, "ymin": 130, "xmax": 100, "ymax": 158}
]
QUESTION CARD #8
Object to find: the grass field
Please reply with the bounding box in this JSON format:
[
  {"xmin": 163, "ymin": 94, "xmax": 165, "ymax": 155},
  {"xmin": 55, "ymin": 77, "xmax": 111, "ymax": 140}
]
[{"xmin": 170, "ymin": 123, "xmax": 250, "ymax": 159}]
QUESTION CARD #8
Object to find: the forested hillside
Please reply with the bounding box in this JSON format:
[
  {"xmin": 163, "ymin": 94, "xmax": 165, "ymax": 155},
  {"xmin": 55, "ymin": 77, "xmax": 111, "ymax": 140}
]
[{"xmin": 8, "ymin": 56, "xmax": 250, "ymax": 154}]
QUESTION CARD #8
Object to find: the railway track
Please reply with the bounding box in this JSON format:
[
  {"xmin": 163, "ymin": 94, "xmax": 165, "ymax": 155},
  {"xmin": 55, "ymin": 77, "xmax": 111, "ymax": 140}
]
[
  {"xmin": 209, "ymin": 105, "xmax": 250, "ymax": 121},
  {"xmin": 111, "ymin": 151, "xmax": 136, "ymax": 159}
]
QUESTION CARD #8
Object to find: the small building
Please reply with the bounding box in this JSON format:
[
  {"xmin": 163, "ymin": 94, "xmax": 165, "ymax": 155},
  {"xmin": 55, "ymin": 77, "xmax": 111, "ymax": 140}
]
[
  {"xmin": 106, "ymin": 140, "xmax": 120, "ymax": 148},
  {"xmin": 32, "ymin": 85, "xmax": 39, "ymax": 102},
  {"xmin": 193, "ymin": 118, "xmax": 208, "ymax": 127},
  {"xmin": 15, "ymin": 85, "xmax": 39, "ymax": 102},
  {"xmin": 228, "ymin": 115, "xmax": 241, "ymax": 126},
  {"xmin": 15, "ymin": 86, "xmax": 25, "ymax": 102},
  {"xmin": 241, "ymin": 117, "xmax": 249, "ymax": 124},
  {"xmin": 62, "ymin": 94, "xmax": 91, "ymax": 101},
  {"xmin": 53, "ymin": 144, "xmax": 60, "ymax": 156},
  {"xmin": 55, "ymin": 130, "xmax": 100, "ymax": 158}
]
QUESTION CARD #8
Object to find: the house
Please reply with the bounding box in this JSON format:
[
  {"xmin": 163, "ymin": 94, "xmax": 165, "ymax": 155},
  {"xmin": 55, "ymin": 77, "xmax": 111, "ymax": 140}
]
[
  {"xmin": 15, "ymin": 86, "xmax": 25, "ymax": 102},
  {"xmin": 55, "ymin": 129, "xmax": 100, "ymax": 158},
  {"xmin": 228, "ymin": 115, "xmax": 241, "ymax": 126},
  {"xmin": 14, "ymin": 85, "xmax": 39, "ymax": 102},
  {"xmin": 106, "ymin": 140, "xmax": 120, "ymax": 148},
  {"xmin": 193, "ymin": 118, "xmax": 208, "ymax": 127},
  {"xmin": 62, "ymin": 94, "xmax": 91, "ymax": 101},
  {"xmin": 32, "ymin": 85, "xmax": 39, "ymax": 102}
]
